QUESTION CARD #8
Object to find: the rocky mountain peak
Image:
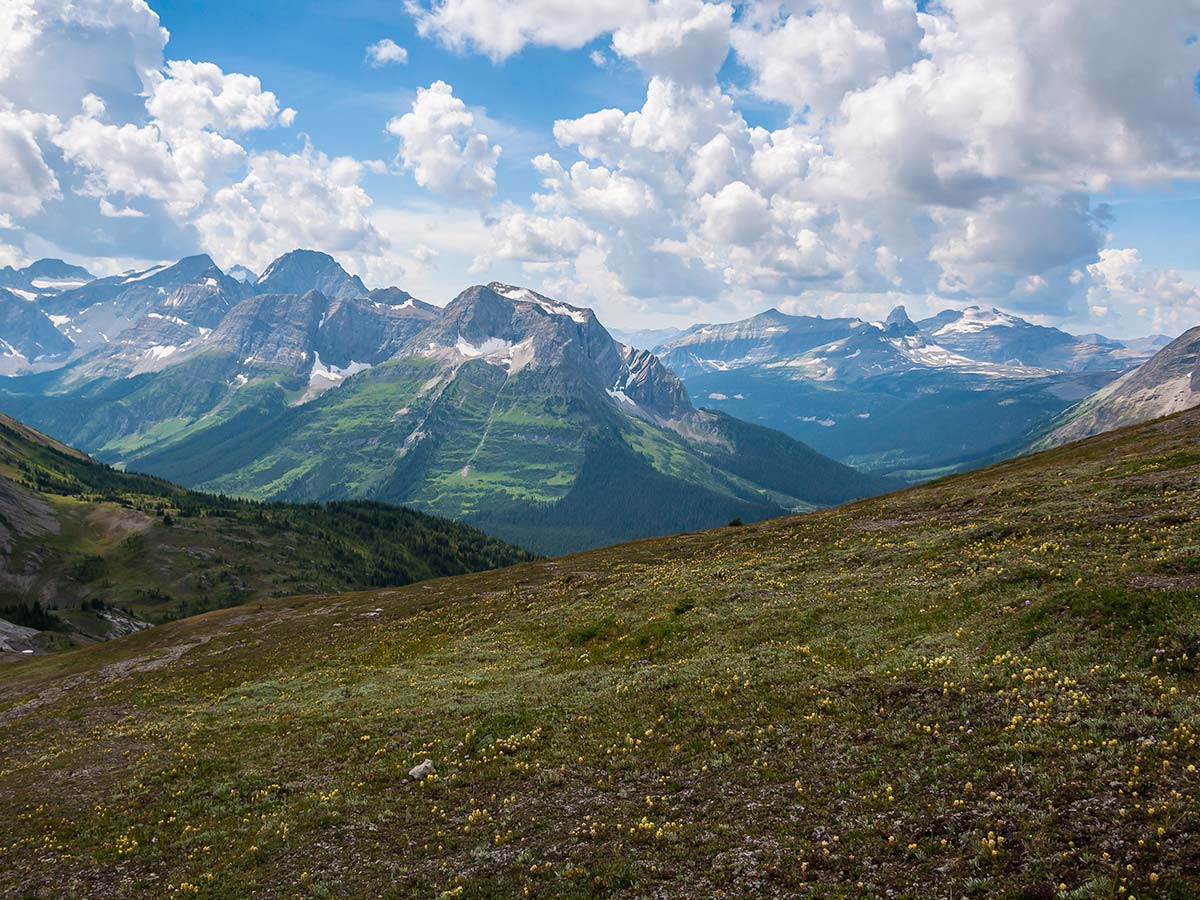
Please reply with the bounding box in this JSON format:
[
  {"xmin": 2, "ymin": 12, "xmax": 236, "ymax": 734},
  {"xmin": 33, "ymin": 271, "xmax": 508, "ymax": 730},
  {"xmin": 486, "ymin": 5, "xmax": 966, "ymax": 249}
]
[
  {"xmin": 885, "ymin": 305, "xmax": 918, "ymax": 337},
  {"xmin": 255, "ymin": 250, "xmax": 368, "ymax": 299}
]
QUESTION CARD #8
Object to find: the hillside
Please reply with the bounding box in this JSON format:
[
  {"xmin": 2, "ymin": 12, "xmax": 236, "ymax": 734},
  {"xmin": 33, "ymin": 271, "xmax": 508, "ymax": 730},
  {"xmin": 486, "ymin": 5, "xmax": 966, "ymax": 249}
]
[
  {"xmin": 0, "ymin": 275, "xmax": 888, "ymax": 554},
  {"xmin": 1, "ymin": 409, "xmax": 1197, "ymax": 897},
  {"xmin": 1035, "ymin": 325, "xmax": 1200, "ymax": 449},
  {"xmin": 0, "ymin": 414, "xmax": 532, "ymax": 651}
]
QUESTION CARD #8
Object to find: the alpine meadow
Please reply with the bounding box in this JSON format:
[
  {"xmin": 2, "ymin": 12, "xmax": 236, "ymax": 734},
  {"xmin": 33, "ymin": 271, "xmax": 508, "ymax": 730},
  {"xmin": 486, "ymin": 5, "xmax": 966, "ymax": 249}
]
[{"xmin": 2, "ymin": 2, "xmax": 1200, "ymax": 899}]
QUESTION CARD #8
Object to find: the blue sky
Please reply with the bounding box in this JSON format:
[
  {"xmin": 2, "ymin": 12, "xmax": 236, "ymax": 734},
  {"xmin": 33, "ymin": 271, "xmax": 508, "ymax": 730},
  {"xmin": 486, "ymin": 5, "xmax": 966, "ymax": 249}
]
[
  {"xmin": 157, "ymin": 0, "xmax": 1200, "ymax": 277},
  {"xmin": 149, "ymin": 0, "xmax": 788, "ymax": 206},
  {"xmin": 3, "ymin": 0, "xmax": 1200, "ymax": 337}
]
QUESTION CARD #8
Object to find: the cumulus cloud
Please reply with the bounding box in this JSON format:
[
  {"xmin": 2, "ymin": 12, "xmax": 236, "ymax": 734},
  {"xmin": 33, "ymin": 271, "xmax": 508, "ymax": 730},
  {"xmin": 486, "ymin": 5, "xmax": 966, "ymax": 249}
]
[
  {"xmin": 472, "ymin": 0, "xmax": 1200, "ymax": 332},
  {"xmin": 195, "ymin": 145, "xmax": 386, "ymax": 271},
  {"xmin": 611, "ymin": 0, "xmax": 731, "ymax": 84},
  {"xmin": 4, "ymin": 0, "xmax": 1200, "ymax": 335},
  {"xmin": 0, "ymin": 0, "xmax": 399, "ymax": 283},
  {"xmin": 1085, "ymin": 248, "xmax": 1200, "ymax": 334},
  {"xmin": 366, "ymin": 38, "xmax": 408, "ymax": 67},
  {"xmin": 732, "ymin": 0, "xmax": 923, "ymax": 122},
  {"xmin": 0, "ymin": 106, "xmax": 61, "ymax": 216},
  {"xmin": 146, "ymin": 60, "xmax": 295, "ymax": 133},
  {"xmin": 0, "ymin": 0, "xmax": 168, "ymax": 117},
  {"xmin": 386, "ymin": 81, "xmax": 501, "ymax": 200},
  {"xmin": 699, "ymin": 182, "xmax": 770, "ymax": 247},
  {"xmin": 405, "ymin": 0, "xmax": 643, "ymax": 61}
]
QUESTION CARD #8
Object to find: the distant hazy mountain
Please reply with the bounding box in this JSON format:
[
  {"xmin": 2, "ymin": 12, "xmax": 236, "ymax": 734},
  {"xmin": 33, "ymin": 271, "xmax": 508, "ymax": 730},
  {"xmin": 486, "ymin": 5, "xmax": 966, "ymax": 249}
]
[
  {"xmin": 607, "ymin": 326, "xmax": 684, "ymax": 351},
  {"xmin": 655, "ymin": 305, "xmax": 1164, "ymax": 478},
  {"xmin": 1033, "ymin": 326, "xmax": 1200, "ymax": 448},
  {"xmin": 914, "ymin": 306, "xmax": 1151, "ymax": 371},
  {"xmin": 0, "ymin": 258, "xmax": 94, "ymax": 296},
  {"xmin": 0, "ymin": 261, "xmax": 888, "ymax": 554},
  {"xmin": 224, "ymin": 264, "xmax": 258, "ymax": 283}
]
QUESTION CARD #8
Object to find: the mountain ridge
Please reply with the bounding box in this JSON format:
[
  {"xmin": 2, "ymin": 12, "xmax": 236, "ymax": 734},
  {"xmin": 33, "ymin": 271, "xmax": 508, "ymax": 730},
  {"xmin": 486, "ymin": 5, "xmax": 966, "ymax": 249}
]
[
  {"xmin": 654, "ymin": 303, "xmax": 1166, "ymax": 477},
  {"xmin": 0, "ymin": 271, "xmax": 890, "ymax": 554},
  {"xmin": 1033, "ymin": 325, "xmax": 1200, "ymax": 448}
]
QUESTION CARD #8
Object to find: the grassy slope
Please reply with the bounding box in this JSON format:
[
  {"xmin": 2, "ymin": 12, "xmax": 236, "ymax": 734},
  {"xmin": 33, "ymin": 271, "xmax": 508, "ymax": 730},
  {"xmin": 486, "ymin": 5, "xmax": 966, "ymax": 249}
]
[
  {"xmin": 0, "ymin": 414, "xmax": 534, "ymax": 643},
  {"xmin": 1, "ymin": 410, "xmax": 1199, "ymax": 898}
]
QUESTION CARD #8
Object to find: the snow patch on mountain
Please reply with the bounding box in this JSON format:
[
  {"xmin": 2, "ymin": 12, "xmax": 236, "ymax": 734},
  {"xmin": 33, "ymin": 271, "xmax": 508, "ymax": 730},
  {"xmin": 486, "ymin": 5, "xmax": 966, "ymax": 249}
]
[
  {"xmin": 455, "ymin": 335, "xmax": 513, "ymax": 359},
  {"xmin": 933, "ymin": 307, "xmax": 1022, "ymax": 336},
  {"xmin": 120, "ymin": 264, "xmax": 170, "ymax": 285}
]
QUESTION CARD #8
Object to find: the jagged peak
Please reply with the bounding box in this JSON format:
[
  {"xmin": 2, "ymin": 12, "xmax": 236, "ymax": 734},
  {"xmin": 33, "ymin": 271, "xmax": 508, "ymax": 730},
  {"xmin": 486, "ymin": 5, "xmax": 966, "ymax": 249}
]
[{"xmin": 885, "ymin": 304, "xmax": 918, "ymax": 337}]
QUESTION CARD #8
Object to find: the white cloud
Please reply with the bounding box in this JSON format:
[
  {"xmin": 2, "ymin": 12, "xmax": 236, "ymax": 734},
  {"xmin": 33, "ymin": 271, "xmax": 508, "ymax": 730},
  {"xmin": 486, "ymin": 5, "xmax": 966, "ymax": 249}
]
[
  {"xmin": 2, "ymin": 0, "xmax": 1200, "ymax": 337},
  {"xmin": 366, "ymin": 38, "xmax": 408, "ymax": 67},
  {"xmin": 386, "ymin": 81, "xmax": 501, "ymax": 200},
  {"xmin": 195, "ymin": 145, "xmax": 386, "ymax": 273},
  {"xmin": 146, "ymin": 60, "xmax": 295, "ymax": 133},
  {"xmin": 1086, "ymin": 248, "xmax": 1200, "ymax": 334},
  {"xmin": 732, "ymin": 0, "xmax": 923, "ymax": 122},
  {"xmin": 611, "ymin": 0, "xmax": 731, "ymax": 84},
  {"xmin": 699, "ymin": 181, "xmax": 769, "ymax": 247},
  {"xmin": 52, "ymin": 112, "xmax": 212, "ymax": 215},
  {"xmin": 0, "ymin": 0, "xmax": 168, "ymax": 118},
  {"xmin": 0, "ymin": 105, "xmax": 61, "ymax": 216},
  {"xmin": 405, "ymin": 0, "xmax": 644, "ymax": 61},
  {"xmin": 468, "ymin": 0, "xmax": 1200, "ymax": 332}
]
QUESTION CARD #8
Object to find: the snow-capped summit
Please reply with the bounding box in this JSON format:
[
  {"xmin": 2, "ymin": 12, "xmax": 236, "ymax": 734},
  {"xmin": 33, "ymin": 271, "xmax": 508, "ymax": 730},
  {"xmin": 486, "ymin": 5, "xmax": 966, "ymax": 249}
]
[{"xmin": 225, "ymin": 264, "xmax": 258, "ymax": 284}]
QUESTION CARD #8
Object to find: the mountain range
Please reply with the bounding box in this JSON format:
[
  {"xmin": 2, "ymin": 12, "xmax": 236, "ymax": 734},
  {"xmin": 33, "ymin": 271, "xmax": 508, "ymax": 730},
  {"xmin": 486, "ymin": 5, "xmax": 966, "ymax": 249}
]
[
  {"xmin": 1033, "ymin": 324, "xmax": 1200, "ymax": 448},
  {"xmin": 0, "ymin": 251, "xmax": 887, "ymax": 554},
  {"xmin": 655, "ymin": 304, "xmax": 1169, "ymax": 477}
]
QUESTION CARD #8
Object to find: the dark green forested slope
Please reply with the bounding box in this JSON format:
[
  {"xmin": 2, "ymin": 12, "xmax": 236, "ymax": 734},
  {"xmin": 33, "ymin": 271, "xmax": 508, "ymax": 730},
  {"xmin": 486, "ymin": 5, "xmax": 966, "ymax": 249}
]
[{"xmin": 0, "ymin": 413, "xmax": 533, "ymax": 649}]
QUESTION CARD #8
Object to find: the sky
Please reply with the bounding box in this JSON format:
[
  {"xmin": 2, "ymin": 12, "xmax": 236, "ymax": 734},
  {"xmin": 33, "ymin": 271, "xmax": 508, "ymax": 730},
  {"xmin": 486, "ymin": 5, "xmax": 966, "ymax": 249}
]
[{"xmin": 2, "ymin": 1, "xmax": 1200, "ymax": 338}]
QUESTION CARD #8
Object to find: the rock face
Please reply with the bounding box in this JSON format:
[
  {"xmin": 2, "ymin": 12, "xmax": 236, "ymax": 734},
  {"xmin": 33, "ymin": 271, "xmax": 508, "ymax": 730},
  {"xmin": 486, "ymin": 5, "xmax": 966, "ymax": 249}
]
[
  {"xmin": 0, "ymin": 272, "xmax": 889, "ymax": 555},
  {"xmin": 884, "ymin": 305, "xmax": 918, "ymax": 338},
  {"xmin": 1035, "ymin": 326, "xmax": 1200, "ymax": 448},
  {"xmin": 0, "ymin": 291, "xmax": 75, "ymax": 373},
  {"xmin": 35, "ymin": 255, "xmax": 247, "ymax": 364},
  {"xmin": 254, "ymin": 249, "xmax": 368, "ymax": 298}
]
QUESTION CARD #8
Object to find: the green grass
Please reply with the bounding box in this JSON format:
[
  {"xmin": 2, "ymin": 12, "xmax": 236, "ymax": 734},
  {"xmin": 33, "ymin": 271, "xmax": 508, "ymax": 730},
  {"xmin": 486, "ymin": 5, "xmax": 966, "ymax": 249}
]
[{"xmin": 1, "ymin": 410, "xmax": 1198, "ymax": 898}]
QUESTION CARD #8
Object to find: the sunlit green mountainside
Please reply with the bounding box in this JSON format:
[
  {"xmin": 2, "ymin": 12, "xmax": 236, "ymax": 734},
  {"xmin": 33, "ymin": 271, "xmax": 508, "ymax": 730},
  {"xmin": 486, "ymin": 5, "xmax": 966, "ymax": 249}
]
[
  {"xmin": 0, "ymin": 270, "xmax": 889, "ymax": 554},
  {"xmin": 2, "ymin": 407, "xmax": 1198, "ymax": 898},
  {"xmin": 0, "ymin": 413, "xmax": 532, "ymax": 652}
]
